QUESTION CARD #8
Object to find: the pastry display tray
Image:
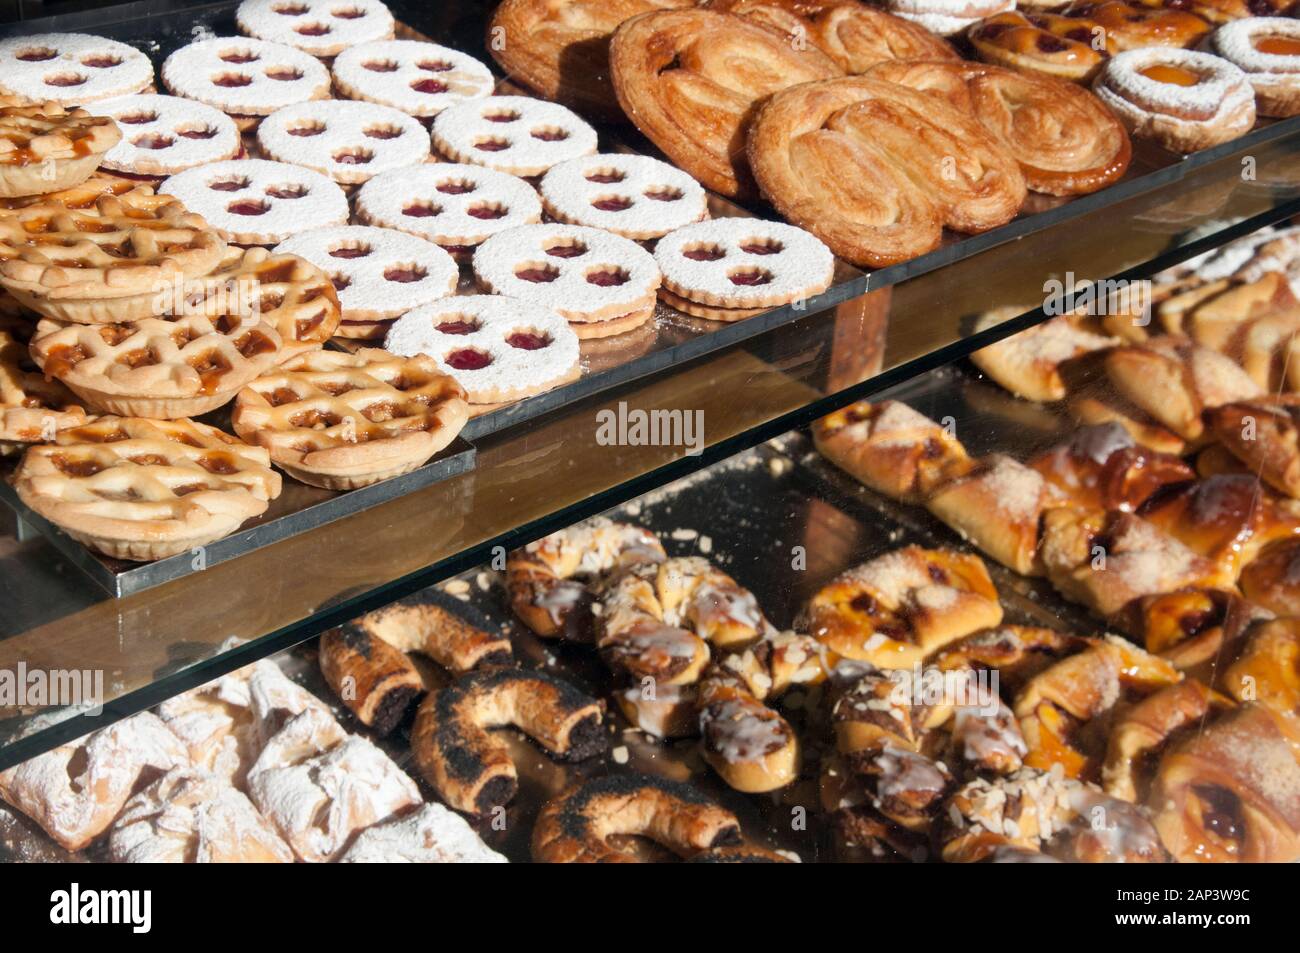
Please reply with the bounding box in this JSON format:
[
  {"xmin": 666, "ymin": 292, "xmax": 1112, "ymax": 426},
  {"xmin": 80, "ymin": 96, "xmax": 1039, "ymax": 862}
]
[
  {"xmin": 0, "ymin": 436, "xmax": 475, "ymax": 598},
  {"xmin": 4, "ymin": 0, "xmax": 1300, "ymax": 446},
  {"xmin": 0, "ymin": 356, "xmax": 1097, "ymax": 862}
]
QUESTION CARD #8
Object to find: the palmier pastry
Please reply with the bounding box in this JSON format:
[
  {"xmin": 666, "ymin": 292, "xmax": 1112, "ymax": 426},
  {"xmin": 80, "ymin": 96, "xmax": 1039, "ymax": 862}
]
[
  {"xmin": 885, "ymin": 0, "xmax": 1014, "ymax": 37},
  {"xmin": 1064, "ymin": 1, "xmax": 1211, "ymax": 52},
  {"xmin": 969, "ymin": 315, "xmax": 1117, "ymax": 402},
  {"xmin": 1103, "ymin": 336, "xmax": 1262, "ymax": 441},
  {"xmin": 12, "ymin": 416, "xmax": 281, "ymax": 561},
  {"xmin": 1222, "ymin": 620, "xmax": 1300, "ymax": 755},
  {"xmin": 969, "ymin": 11, "xmax": 1110, "ymax": 83},
  {"xmin": 1101, "ymin": 679, "xmax": 1230, "ymax": 803},
  {"xmin": 1119, "ymin": 587, "xmax": 1264, "ymax": 669},
  {"xmin": 410, "ymin": 668, "xmax": 606, "ymax": 815},
  {"xmin": 1137, "ymin": 474, "xmax": 1300, "ymax": 580},
  {"xmin": 748, "ymin": 76, "xmax": 1024, "ymax": 267},
  {"xmin": 1241, "ymin": 538, "xmax": 1300, "ymax": 618},
  {"xmin": 710, "ymin": 0, "xmax": 958, "ymax": 73},
  {"xmin": 108, "ymin": 767, "xmax": 293, "ymax": 864},
  {"xmin": 1205, "ymin": 397, "xmax": 1300, "ymax": 499},
  {"xmin": 339, "ymin": 803, "xmax": 507, "ymax": 863},
  {"xmin": 1210, "ymin": 18, "xmax": 1300, "ymax": 117},
  {"xmin": 812, "ymin": 399, "xmax": 971, "ymax": 503},
  {"xmin": 0, "ymin": 102, "xmax": 121, "ymax": 198},
  {"xmin": 1150, "ymin": 704, "xmax": 1300, "ymax": 862},
  {"xmin": 1028, "ymin": 422, "xmax": 1196, "ymax": 512},
  {"xmin": 803, "ymin": 545, "xmax": 1003, "ymax": 669},
  {"xmin": 1015, "ymin": 635, "xmax": 1181, "ymax": 779},
  {"xmin": 508, "ymin": 517, "xmax": 666, "ymax": 640},
  {"xmin": 869, "ymin": 60, "xmax": 1132, "ymax": 196},
  {"xmin": 1093, "ymin": 48, "xmax": 1255, "ymax": 154},
  {"xmin": 0, "ymin": 712, "xmax": 189, "ymax": 851},
  {"xmin": 1039, "ymin": 508, "xmax": 1231, "ymax": 617},
  {"xmin": 532, "ymin": 774, "xmax": 742, "ymax": 862},
  {"xmin": 609, "ymin": 8, "xmax": 842, "ymax": 198},
  {"xmin": 926, "ymin": 454, "xmax": 1070, "ymax": 575},
  {"xmin": 488, "ymin": 0, "xmax": 694, "ymax": 121},
  {"xmin": 245, "ymin": 707, "xmax": 421, "ymax": 862}
]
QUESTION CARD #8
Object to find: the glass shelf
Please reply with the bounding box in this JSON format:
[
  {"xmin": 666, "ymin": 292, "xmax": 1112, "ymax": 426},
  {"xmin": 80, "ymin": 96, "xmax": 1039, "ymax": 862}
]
[{"xmin": 3, "ymin": 0, "xmax": 1300, "ymax": 768}]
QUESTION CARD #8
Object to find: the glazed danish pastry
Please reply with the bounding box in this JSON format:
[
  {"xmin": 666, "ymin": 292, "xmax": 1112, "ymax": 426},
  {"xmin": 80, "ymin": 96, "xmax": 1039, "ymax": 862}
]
[
  {"xmin": 609, "ymin": 8, "xmax": 842, "ymax": 198},
  {"xmin": 531, "ymin": 774, "xmax": 742, "ymax": 862},
  {"xmin": 804, "ymin": 545, "xmax": 1003, "ymax": 669},
  {"xmin": 711, "ymin": 0, "xmax": 958, "ymax": 73},
  {"xmin": 869, "ymin": 60, "xmax": 1132, "ymax": 196},
  {"xmin": 1118, "ymin": 587, "xmax": 1265, "ymax": 670},
  {"xmin": 1211, "ymin": 18, "xmax": 1300, "ymax": 117},
  {"xmin": 812, "ymin": 399, "xmax": 971, "ymax": 503},
  {"xmin": 1206, "ymin": 397, "xmax": 1300, "ymax": 499},
  {"xmin": 1093, "ymin": 48, "xmax": 1255, "ymax": 154},
  {"xmin": 508, "ymin": 517, "xmax": 666, "ymax": 640},
  {"xmin": 1028, "ymin": 422, "xmax": 1196, "ymax": 512},
  {"xmin": 926, "ymin": 454, "xmax": 1070, "ymax": 576},
  {"xmin": 968, "ymin": 10, "xmax": 1110, "ymax": 83},
  {"xmin": 1063, "ymin": 1, "xmax": 1211, "ymax": 52},
  {"xmin": 934, "ymin": 624, "xmax": 1086, "ymax": 693},
  {"xmin": 1221, "ymin": 620, "xmax": 1300, "ymax": 756},
  {"xmin": 1240, "ymin": 538, "xmax": 1300, "ymax": 617},
  {"xmin": 970, "ymin": 315, "xmax": 1117, "ymax": 402},
  {"xmin": 696, "ymin": 663, "xmax": 801, "ymax": 792},
  {"xmin": 410, "ymin": 668, "xmax": 606, "ymax": 815},
  {"xmin": 0, "ymin": 712, "xmax": 190, "ymax": 851},
  {"xmin": 747, "ymin": 76, "xmax": 1024, "ymax": 267},
  {"xmin": 1039, "ymin": 508, "xmax": 1231, "ymax": 617},
  {"xmin": 1150, "ymin": 704, "xmax": 1300, "ymax": 863}
]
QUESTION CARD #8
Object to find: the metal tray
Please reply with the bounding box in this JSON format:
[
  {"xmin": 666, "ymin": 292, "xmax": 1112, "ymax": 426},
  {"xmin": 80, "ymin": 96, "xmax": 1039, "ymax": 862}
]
[{"xmin": 0, "ymin": 437, "xmax": 475, "ymax": 598}]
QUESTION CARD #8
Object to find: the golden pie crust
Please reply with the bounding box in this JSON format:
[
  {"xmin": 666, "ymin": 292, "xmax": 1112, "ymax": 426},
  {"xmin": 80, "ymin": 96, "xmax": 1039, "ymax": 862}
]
[{"xmin": 0, "ymin": 102, "xmax": 122, "ymax": 199}]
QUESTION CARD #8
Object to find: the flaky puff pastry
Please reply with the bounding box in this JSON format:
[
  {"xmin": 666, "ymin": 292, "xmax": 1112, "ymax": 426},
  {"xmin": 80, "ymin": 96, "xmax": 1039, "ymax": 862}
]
[
  {"xmin": 927, "ymin": 454, "xmax": 1069, "ymax": 576},
  {"xmin": 869, "ymin": 59, "xmax": 1132, "ymax": 196},
  {"xmin": 812, "ymin": 399, "xmax": 971, "ymax": 503},
  {"xmin": 748, "ymin": 75, "xmax": 1024, "ymax": 267},
  {"xmin": 609, "ymin": 8, "xmax": 842, "ymax": 198},
  {"xmin": 803, "ymin": 545, "xmax": 1003, "ymax": 669},
  {"xmin": 710, "ymin": 0, "xmax": 958, "ymax": 73},
  {"xmin": 969, "ymin": 313, "xmax": 1117, "ymax": 402},
  {"xmin": 1150, "ymin": 705, "xmax": 1300, "ymax": 863}
]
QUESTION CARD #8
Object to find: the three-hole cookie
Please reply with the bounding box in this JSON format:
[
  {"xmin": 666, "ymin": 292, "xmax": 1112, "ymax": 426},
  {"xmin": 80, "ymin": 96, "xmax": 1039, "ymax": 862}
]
[
  {"xmin": 161, "ymin": 37, "xmax": 330, "ymax": 124},
  {"xmin": 540, "ymin": 153, "xmax": 708, "ymax": 241},
  {"xmin": 472, "ymin": 224, "xmax": 660, "ymax": 338},
  {"xmin": 274, "ymin": 225, "xmax": 458, "ymax": 338},
  {"xmin": 332, "ymin": 39, "xmax": 494, "ymax": 118},
  {"xmin": 87, "ymin": 94, "xmax": 241, "ymax": 177},
  {"xmin": 160, "ymin": 158, "xmax": 348, "ymax": 245},
  {"xmin": 236, "ymin": 0, "xmax": 396, "ymax": 58},
  {"xmin": 355, "ymin": 163, "xmax": 541, "ymax": 261},
  {"xmin": 432, "ymin": 95, "xmax": 597, "ymax": 177},
  {"xmin": 257, "ymin": 100, "xmax": 427, "ymax": 184},
  {"xmin": 0, "ymin": 33, "xmax": 153, "ymax": 105},
  {"xmin": 654, "ymin": 219, "xmax": 834, "ymax": 320},
  {"xmin": 385, "ymin": 294, "xmax": 580, "ymax": 405}
]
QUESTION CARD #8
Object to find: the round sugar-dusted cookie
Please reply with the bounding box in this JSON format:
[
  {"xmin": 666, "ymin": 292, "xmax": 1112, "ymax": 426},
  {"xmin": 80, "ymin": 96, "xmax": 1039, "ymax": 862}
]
[
  {"xmin": 257, "ymin": 99, "xmax": 427, "ymax": 184},
  {"xmin": 236, "ymin": 0, "xmax": 395, "ymax": 58},
  {"xmin": 432, "ymin": 96, "xmax": 597, "ymax": 177},
  {"xmin": 87, "ymin": 95, "xmax": 240, "ymax": 176},
  {"xmin": 0, "ymin": 34, "xmax": 153, "ymax": 105},
  {"xmin": 332, "ymin": 40, "xmax": 494, "ymax": 118},
  {"xmin": 539, "ymin": 153, "xmax": 707, "ymax": 241}
]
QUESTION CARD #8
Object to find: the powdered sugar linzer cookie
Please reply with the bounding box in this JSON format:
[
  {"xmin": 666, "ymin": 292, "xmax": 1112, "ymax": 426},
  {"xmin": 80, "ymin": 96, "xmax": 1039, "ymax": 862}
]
[
  {"xmin": 161, "ymin": 37, "xmax": 329, "ymax": 119},
  {"xmin": 1210, "ymin": 18, "xmax": 1300, "ymax": 118},
  {"xmin": 257, "ymin": 100, "xmax": 426, "ymax": 184},
  {"xmin": 385, "ymin": 294, "xmax": 580, "ymax": 404},
  {"xmin": 540, "ymin": 153, "xmax": 708, "ymax": 241},
  {"xmin": 274, "ymin": 226, "xmax": 458, "ymax": 334},
  {"xmin": 236, "ymin": 0, "xmax": 395, "ymax": 58},
  {"xmin": 355, "ymin": 163, "xmax": 542, "ymax": 260},
  {"xmin": 885, "ymin": 0, "xmax": 1013, "ymax": 37},
  {"xmin": 432, "ymin": 96, "xmax": 597, "ymax": 177},
  {"xmin": 655, "ymin": 218, "xmax": 834, "ymax": 311},
  {"xmin": 161, "ymin": 158, "xmax": 348, "ymax": 245},
  {"xmin": 86, "ymin": 94, "xmax": 240, "ymax": 176},
  {"xmin": 472, "ymin": 224, "xmax": 660, "ymax": 325},
  {"xmin": 1093, "ymin": 48, "xmax": 1255, "ymax": 154},
  {"xmin": 332, "ymin": 40, "xmax": 494, "ymax": 118},
  {"xmin": 0, "ymin": 34, "xmax": 153, "ymax": 105}
]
